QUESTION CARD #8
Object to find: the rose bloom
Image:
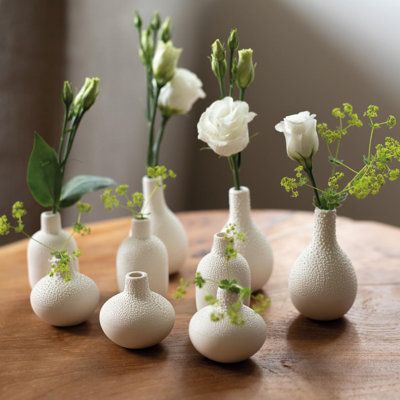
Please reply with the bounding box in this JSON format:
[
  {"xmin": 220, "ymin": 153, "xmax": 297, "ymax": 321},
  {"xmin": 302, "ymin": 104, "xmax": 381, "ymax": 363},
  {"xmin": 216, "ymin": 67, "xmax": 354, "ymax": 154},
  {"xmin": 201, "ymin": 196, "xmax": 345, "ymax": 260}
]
[
  {"xmin": 158, "ymin": 68, "xmax": 205, "ymax": 115},
  {"xmin": 275, "ymin": 111, "xmax": 319, "ymax": 162},
  {"xmin": 197, "ymin": 97, "xmax": 256, "ymax": 157}
]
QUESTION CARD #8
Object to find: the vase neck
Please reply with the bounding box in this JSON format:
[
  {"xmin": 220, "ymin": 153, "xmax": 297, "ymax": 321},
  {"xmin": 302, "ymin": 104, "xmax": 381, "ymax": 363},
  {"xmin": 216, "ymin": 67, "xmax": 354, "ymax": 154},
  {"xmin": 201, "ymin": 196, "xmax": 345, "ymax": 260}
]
[
  {"xmin": 216, "ymin": 288, "xmax": 240, "ymax": 310},
  {"xmin": 124, "ymin": 271, "xmax": 151, "ymax": 298},
  {"xmin": 142, "ymin": 176, "xmax": 166, "ymax": 213},
  {"xmin": 129, "ymin": 218, "xmax": 151, "ymax": 240},
  {"xmin": 228, "ymin": 186, "xmax": 251, "ymax": 224},
  {"xmin": 211, "ymin": 232, "xmax": 228, "ymax": 257},
  {"xmin": 41, "ymin": 212, "xmax": 62, "ymax": 234},
  {"xmin": 312, "ymin": 208, "xmax": 337, "ymax": 246}
]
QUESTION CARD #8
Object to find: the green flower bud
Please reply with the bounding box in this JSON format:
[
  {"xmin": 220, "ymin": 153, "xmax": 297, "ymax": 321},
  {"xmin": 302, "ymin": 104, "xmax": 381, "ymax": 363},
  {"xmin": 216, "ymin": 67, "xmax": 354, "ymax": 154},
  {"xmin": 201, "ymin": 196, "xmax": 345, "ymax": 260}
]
[
  {"xmin": 150, "ymin": 11, "xmax": 161, "ymax": 31},
  {"xmin": 211, "ymin": 39, "xmax": 227, "ymax": 79},
  {"xmin": 140, "ymin": 28, "xmax": 154, "ymax": 64},
  {"xmin": 160, "ymin": 17, "xmax": 172, "ymax": 43},
  {"xmin": 236, "ymin": 49, "xmax": 255, "ymax": 89},
  {"xmin": 227, "ymin": 28, "xmax": 239, "ymax": 52},
  {"xmin": 152, "ymin": 40, "xmax": 182, "ymax": 86},
  {"xmin": 73, "ymin": 77, "xmax": 100, "ymax": 114},
  {"xmin": 62, "ymin": 81, "xmax": 74, "ymax": 107},
  {"xmin": 133, "ymin": 11, "xmax": 142, "ymax": 30}
]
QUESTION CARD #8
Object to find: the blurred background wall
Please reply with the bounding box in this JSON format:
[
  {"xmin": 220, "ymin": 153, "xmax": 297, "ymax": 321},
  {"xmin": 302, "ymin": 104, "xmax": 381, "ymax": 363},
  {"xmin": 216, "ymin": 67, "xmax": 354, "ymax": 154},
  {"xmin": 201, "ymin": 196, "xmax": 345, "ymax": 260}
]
[{"xmin": 1, "ymin": 0, "xmax": 400, "ymax": 244}]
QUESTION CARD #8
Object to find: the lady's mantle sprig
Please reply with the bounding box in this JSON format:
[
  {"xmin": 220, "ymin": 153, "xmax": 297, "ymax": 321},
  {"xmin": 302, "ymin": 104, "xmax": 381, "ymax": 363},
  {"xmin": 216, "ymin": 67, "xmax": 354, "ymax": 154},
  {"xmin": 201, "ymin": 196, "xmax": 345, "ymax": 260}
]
[
  {"xmin": 173, "ymin": 224, "xmax": 270, "ymax": 325},
  {"xmin": 101, "ymin": 165, "xmax": 176, "ymax": 219},
  {"xmin": 278, "ymin": 103, "xmax": 399, "ymax": 210},
  {"xmin": 0, "ymin": 201, "xmax": 92, "ymax": 281}
]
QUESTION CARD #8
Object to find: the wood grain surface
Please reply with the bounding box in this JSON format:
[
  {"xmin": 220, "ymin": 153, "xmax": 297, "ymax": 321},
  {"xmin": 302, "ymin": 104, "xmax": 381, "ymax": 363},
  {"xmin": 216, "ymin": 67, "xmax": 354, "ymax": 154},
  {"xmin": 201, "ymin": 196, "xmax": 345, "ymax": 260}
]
[{"xmin": 1, "ymin": 210, "xmax": 399, "ymax": 400}]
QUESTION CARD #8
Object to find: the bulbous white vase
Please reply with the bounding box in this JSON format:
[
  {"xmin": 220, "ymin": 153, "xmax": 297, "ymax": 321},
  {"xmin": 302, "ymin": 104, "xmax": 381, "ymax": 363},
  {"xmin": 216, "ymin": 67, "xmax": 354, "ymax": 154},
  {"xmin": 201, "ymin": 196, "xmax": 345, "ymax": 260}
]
[
  {"xmin": 30, "ymin": 268, "xmax": 99, "ymax": 326},
  {"xmin": 116, "ymin": 218, "xmax": 168, "ymax": 296},
  {"xmin": 99, "ymin": 271, "xmax": 175, "ymax": 349},
  {"xmin": 142, "ymin": 176, "xmax": 188, "ymax": 275},
  {"xmin": 27, "ymin": 211, "xmax": 78, "ymax": 288},
  {"xmin": 189, "ymin": 288, "xmax": 267, "ymax": 363},
  {"xmin": 224, "ymin": 187, "xmax": 273, "ymax": 291},
  {"xmin": 289, "ymin": 208, "xmax": 357, "ymax": 321},
  {"xmin": 195, "ymin": 232, "xmax": 250, "ymax": 310}
]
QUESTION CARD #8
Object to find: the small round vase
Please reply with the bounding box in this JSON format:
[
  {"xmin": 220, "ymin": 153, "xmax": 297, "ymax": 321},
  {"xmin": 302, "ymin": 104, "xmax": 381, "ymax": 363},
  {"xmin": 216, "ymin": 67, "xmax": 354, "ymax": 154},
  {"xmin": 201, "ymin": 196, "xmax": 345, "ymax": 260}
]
[
  {"xmin": 30, "ymin": 268, "xmax": 99, "ymax": 327},
  {"xmin": 27, "ymin": 211, "xmax": 78, "ymax": 288},
  {"xmin": 116, "ymin": 218, "xmax": 168, "ymax": 296},
  {"xmin": 189, "ymin": 288, "xmax": 267, "ymax": 363},
  {"xmin": 289, "ymin": 208, "xmax": 357, "ymax": 321},
  {"xmin": 225, "ymin": 187, "xmax": 274, "ymax": 291},
  {"xmin": 195, "ymin": 232, "xmax": 250, "ymax": 310},
  {"xmin": 142, "ymin": 176, "xmax": 188, "ymax": 275},
  {"xmin": 99, "ymin": 271, "xmax": 175, "ymax": 349}
]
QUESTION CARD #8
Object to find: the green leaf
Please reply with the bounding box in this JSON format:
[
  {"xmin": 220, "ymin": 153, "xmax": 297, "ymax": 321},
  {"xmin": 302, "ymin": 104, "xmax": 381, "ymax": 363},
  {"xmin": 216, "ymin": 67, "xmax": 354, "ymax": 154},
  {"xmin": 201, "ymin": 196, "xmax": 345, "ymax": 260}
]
[
  {"xmin": 27, "ymin": 133, "xmax": 62, "ymax": 208},
  {"xmin": 60, "ymin": 175, "xmax": 116, "ymax": 208}
]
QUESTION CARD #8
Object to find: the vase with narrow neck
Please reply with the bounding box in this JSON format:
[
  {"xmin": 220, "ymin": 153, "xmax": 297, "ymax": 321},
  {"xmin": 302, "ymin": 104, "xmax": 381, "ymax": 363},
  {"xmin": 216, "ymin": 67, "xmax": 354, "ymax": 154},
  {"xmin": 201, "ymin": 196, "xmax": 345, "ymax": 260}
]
[
  {"xmin": 224, "ymin": 187, "xmax": 273, "ymax": 291},
  {"xmin": 30, "ymin": 264, "xmax": 99, "ymax": 326},
  {"xmin": 116, "ymin": 218, "xmax": 168, "ymax": 296},
  {"xmin": 27, "ymin": 211, "xmax": 78, "ymax": 288},
  {"xmin": 142, "ymin": 176, "xmax": 188, "ymax": 274},
  {"xmin": 189, "ymin": 287, "xmax": 267, "ymax": 363},
  {"xmin": 195, "ymin": 232, "xmax": 250, "ymax": 310},
  {"xmin": 289, "ymin": 208, "xmax": 357, "ymax": 321},
  {"xmin": 99, "ymin": 271, "xmax": 175, "ymax": 349}
]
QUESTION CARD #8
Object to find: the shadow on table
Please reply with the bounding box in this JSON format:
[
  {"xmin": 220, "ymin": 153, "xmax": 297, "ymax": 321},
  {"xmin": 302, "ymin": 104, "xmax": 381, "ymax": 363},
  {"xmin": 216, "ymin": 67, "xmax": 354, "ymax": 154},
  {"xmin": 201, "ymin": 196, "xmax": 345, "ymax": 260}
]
[{"xmin": 125, "ymin": 343, "xmax": 169, "ymax": 361}]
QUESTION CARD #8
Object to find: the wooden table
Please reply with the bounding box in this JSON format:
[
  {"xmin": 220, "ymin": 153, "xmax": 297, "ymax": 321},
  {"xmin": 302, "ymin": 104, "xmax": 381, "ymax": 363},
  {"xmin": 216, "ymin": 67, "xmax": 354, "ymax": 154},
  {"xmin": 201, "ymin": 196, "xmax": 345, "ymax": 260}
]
[{"xmin": 1, "ymin": 210, "xmax": 399, "ymax": 400}]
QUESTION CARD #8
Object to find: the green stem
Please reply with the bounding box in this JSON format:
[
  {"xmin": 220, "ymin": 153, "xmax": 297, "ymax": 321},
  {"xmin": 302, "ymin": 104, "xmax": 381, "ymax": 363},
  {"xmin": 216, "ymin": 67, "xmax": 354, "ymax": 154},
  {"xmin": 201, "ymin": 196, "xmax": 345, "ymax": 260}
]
[
  {"xmin": 368, "ymin": 119, "xmax": 375, "ymax": 159},
  {"xmin": 334, "ymin": 159, "xmax": 358, "ymax": 174},
  {"xmin": 153, "ymin": 115, "xmax": 170, "ymax": 166},
  {"xmin": 229, "ymin": 155, "xmax": 241, "ymax": 190},
  {"xmin": 146, "ymin": 67, "xmax": 153, "ymax": 121},
  {"xmin": 147, "ymin": 85, "xmax": 161, "ymax": 168},
  {"xmin": 239, "ymin": 88, "xmax": 246, "ymax": 101},
  {"xmin": 228, "ymin": 49, "xmax": 234, "ymax": 97},
  {"xmin": 304, "ymin": 165, "xmax": 321, "ymax": 208},
  {"xmin": 218, "ymin": 77, "xmax": 226, "ymax": 99},
  {"xmin": 58, "ymin": 105, "xmax": 70, "ymax": 163}
]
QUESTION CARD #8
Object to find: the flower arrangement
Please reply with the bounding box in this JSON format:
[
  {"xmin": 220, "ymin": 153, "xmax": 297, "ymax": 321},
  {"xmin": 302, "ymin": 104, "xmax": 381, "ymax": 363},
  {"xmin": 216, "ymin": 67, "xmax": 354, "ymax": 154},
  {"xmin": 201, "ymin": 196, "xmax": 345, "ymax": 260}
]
[
  {"xmin": 174, "ymin": 224, "xmax": 270, "ymax": 325},
  {"xmin": 133, "ymin": 11, "xmax": 205, "ymax": 169},
  {"xmin": 277, "ymin": 104, "xmax": 400, "ymax": 209},
  {"xmin": 197, "ymin": 29, "xmax": 257, "ymax": 190}
]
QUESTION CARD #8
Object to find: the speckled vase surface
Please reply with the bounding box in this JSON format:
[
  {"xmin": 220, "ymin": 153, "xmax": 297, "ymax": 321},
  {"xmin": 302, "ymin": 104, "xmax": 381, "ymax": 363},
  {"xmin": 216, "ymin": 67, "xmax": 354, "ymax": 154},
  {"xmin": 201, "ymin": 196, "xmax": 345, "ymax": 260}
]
[
  {"xmin": 99, "ymin": 271, "xmax": 175, "ymax": 349},
  {"xmin": 189, "ymin": 288, "xmax": 267, "ymax": 363},
  {"xmin": 27, "ymin": 211, "xmax": 78, "ymax": 288},
  {"xmin": 116, "ymin": 218, "xmax": 168, "ymax": 296},
  {"xmin": 224, "ymin": 187, "xmax": 273, "ymax": 291},
  {"xmin": 30, "ymin": 268, "xmax": 99, "ymax": 327},
  {"xmin": 289, "ymin": 208, "xmax": 357, "ymax": 321},
  {"xmin": 142, "ymin": 176, "xmax": 188, "ymax": 275},
  {"xmin": 195, "ymin": 232, "xmax": 250, "ymax": 310}
]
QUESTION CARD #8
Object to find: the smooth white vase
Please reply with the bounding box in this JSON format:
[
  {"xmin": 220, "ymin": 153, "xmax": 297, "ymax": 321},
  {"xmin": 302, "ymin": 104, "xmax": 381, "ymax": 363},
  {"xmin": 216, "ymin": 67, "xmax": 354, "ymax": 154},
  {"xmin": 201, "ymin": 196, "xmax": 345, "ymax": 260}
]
[
  {"xmin": 289, "ymin": 208, "xmax": 357, "ymax": 321},
  {"xmin": 225, "ymin": 187, "xmax": 273, "ymax": 291},
  {"xmin": 99, "ymin": 271, "xmax": 175, "ymax": 349},
  {"xmin": 27, "ymin": 211, "xmax": 78, "ymax": 288},
  {"xmin": 116, "ymin": 218, "xmax": 168, "ymax": 296},
  {"xmin": 142, "ymin": 176, "xmax": 188, "ymax": 275},
  {"xmin": 195, "ymin": 232, "xmax": 250, "ymax": 310},
  {"xmin": 30, "ymin": 267, "xmax": 99, "ymax": 326},
  {"xmin": 189, "ymin": 288, "xmax": 267, "ymax": 363}
]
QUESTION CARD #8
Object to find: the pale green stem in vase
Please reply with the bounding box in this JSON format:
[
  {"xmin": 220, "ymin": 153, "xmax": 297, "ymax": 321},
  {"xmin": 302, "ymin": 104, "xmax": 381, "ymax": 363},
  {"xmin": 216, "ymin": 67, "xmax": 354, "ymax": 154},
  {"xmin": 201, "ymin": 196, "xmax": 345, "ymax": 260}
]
[
  {"xmin": 153, "ymin": 115, "xmax": 170, "ymax": 166},
  {"xmin": 147, "ymin": 85, "xmax": 162, "ymax": 168}
]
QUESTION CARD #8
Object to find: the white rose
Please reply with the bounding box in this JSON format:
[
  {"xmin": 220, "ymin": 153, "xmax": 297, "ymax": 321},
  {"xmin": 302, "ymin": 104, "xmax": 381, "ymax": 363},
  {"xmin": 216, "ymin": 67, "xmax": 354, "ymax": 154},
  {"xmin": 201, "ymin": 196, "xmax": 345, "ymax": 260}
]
[
  {"xmin": 197, "ymin": 97, "xmax": 256, "ymax": 157},
  {"xmin": 275, "ymin": 111, "xmax": 319, "ymax": 163},
  {"xmin": 158, "ymin": 68, "xmax": 206, "ymax": 115}
]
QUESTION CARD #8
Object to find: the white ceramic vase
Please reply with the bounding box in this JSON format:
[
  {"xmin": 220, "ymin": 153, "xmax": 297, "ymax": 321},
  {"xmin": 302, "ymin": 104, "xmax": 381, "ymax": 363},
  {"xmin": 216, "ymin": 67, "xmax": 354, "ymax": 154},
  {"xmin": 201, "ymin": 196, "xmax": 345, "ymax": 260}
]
[
  {"xmin": 142, "ymin": 176, "xmax": 188, "ymax": 275},
  {"xmin": 30, "ymin": 267, "xmax": 99, "ymax": 326},
  {"xmin": 224, "ymin": 187, "xmax": 273, "ymax": 291},
  {"xmin": 99, "ymin": 271, "xmax": 175, "ymax": 349},
  {"xmin": 189, "ymin": 288, "xmax": 267, "ymax": 363},
  {"xmin": 116, "ymin": 218, "xmax": 168, "ymax": 296},
  {"xmin": 27, "ymin": 211, "xmax": 78, "ymax": 288},
  {"xmin": 195, "ymin": 232, "xmax": 250, "ymax": 310},
  {"xmin": 289, "ymin": 208, "xmax": 357, "ymax": 321}
]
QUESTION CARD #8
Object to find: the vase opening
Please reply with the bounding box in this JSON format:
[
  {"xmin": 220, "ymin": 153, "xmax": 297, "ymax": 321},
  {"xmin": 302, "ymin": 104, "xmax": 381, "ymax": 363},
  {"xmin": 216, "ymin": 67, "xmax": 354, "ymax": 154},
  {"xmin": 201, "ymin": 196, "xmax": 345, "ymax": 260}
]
[
  {"xmin": 124, "ymin": 271, "xmax": 150, "ymax": 297},
  {"xmin": 41, "ymin": 211, "xmax": 62, "ymax": 234}
]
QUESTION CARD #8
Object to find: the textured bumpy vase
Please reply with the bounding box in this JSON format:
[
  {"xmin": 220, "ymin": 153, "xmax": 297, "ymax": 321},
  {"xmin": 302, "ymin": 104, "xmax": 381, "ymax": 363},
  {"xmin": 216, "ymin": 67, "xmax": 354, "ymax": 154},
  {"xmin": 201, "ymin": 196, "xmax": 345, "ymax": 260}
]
[
  {"xmin": 116, "ymin": 218, "xmax": 168, "ymax": 296},
  {"xmin": 27, "ymin": 211, "xmax": 78, "ymax": 288},
  {"xmin": 30, "ymin": 268, "xmax": 99, "ymax": 326},
  {"xmin": 225, "ymin": 187, "xmax": 273, "ymax": 291},
  {"xmin": 189, "ymin": 288, "xmax": 267, "ymax": 363},
  {"xmin": 289, "ymin": 208, "xmax": 357, "ymax": 321},
  {"xmin": 99, "ymin": 271, "xmax": 175, "ymax": 349},
  {"xmin": 195, "ymin": 232, "xmax": 250, "ymax": 310},
  {"xmin": 142, "ymin": 176, "xmax": 188, "ymax": 275}
]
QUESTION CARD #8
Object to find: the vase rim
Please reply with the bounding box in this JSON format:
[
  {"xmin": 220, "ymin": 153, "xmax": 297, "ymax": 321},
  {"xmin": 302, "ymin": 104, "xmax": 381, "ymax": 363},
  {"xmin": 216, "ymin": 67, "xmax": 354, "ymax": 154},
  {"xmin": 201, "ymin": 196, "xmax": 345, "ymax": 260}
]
[
  {"xmin": 142, "ymin": 175, "xmax": 162, "ymax": 182},
  {"xmin": 41, "ymin": 211, "xmax": 60, "ymax": 217},
  {"xmin": 126, "ymin": 271, "xmax": 147, "ymax": 280},
  {"xmin": 229, "ymin": 186, "xmax": 249, "ymax": 193},
  {"xmin": 314, "ymin": 207, "xmax": 337, "ymax": 214}
]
